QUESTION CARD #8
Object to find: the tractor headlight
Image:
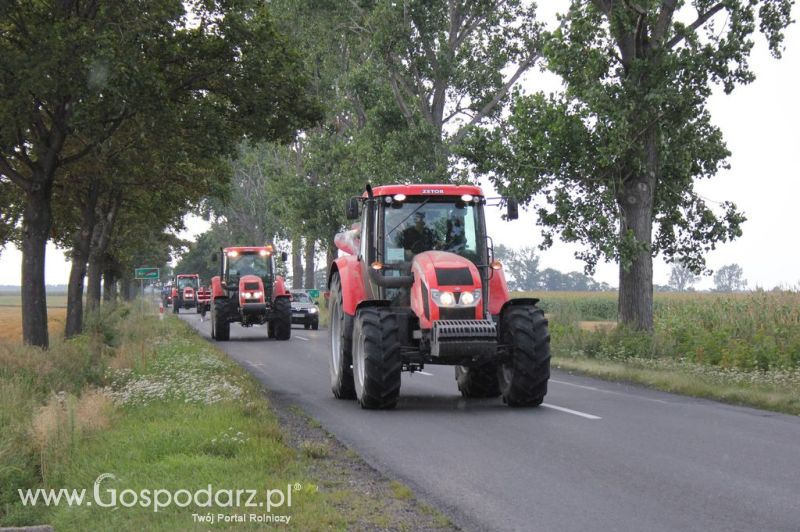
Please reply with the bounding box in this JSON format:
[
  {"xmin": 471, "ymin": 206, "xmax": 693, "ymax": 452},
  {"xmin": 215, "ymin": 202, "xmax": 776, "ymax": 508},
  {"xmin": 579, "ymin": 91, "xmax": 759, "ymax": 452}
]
[
  {"xmin": 460, "ymin": 291, "xmax": 475, "ymax": 305},
  {"xmin": 244, "ymin": 291, "xmax": 263, "ymax": 300},
  {"xmin": 431, "ymin": 289, "xmax": 455, "ymax": 307}
]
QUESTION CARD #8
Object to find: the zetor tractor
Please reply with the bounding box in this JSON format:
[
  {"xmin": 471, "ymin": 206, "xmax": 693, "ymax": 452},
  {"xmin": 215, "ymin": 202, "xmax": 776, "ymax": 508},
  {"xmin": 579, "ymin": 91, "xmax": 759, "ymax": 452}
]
[
  {"xmin": 172, "ymin": 274, "xmax": 201, "ymax": 313},
  {"xmin": 328, "ymin": 184, "xmax": 550, "ymax": 410},
  {"xmin": 209, "ymin": 246, "xmax": 292, "ymax": 341}
]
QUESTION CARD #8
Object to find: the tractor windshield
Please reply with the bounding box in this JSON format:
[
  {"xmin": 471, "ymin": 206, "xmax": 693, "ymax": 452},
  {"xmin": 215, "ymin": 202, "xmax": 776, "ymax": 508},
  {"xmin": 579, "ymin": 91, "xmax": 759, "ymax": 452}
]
[
  {"xmin": 176, "ymin": 277, "xmax": 198, "ymax": 289},
  {"xmin": 227, "ymin": 252, "xmax": 271, "ymax": 284},
  {"xmin": 384, "ymin": 198, "xmax": 481, "ymax": 264}
]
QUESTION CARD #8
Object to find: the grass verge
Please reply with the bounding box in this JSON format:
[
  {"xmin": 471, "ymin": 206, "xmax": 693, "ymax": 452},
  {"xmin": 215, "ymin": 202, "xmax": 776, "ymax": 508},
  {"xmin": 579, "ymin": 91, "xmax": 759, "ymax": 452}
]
[
  {"xmin": 553, "ymin": 354, "xmax": 800, "ymax": 415},
  {"xmin": 1, "ymin": 303, "xmax": 456, "ymax": 530}
]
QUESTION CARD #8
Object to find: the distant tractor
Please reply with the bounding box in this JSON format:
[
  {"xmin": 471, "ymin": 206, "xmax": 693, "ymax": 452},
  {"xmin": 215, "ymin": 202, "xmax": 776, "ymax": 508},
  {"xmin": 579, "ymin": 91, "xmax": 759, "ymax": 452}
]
[
  {"xmin": 210, "ymin": 246, "xmax": 292, "ymax": 341},
  {"xmin": 328, "ymin": 184, "xmax": 550, "ymax": 409},
  {"xmin": 172, "ymin": 274, "xmax": 200, "ymax": 313},
  {"xmin": 161, "ymin": 284, "xmax": 173, "ymax": 307}
]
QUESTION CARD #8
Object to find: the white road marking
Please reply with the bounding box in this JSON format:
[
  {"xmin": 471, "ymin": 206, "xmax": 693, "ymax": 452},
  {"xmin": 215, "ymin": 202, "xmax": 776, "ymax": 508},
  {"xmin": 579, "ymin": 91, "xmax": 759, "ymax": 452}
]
[
  {"xmin": 550, "ymin": 378, "xmax": 671, "ymax": 405},
  {"xmin": 541, "ymin": 403, "xmax": 602, "ymax": 420},
  {"xmin": 243, "ymin": 361, "xmax": 265, "ymax": 370},
  {"xmin": 295, "ymin": 336, "xmax": 309, "ymax": 341},
  {"xmin": 418, "ymin": 371, "xmax": 434, "ymax": 376}
]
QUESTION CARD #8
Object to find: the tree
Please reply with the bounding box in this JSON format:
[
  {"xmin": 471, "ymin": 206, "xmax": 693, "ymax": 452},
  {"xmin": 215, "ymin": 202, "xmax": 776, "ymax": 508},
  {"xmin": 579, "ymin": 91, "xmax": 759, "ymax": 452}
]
[
  {"xmin": 174, "ymin": 226, "xmax": 229, "ymax": 284},
  {"xmin": 497, "ymin": 245, "xmax": 541, "ymax": 291},
  {"xmin": 366, "ymin": 0, "xmax": 542, "ymax": 152},
  {"xmin": 257, "ymin": 1, "xmax": 547, "ymax": 280},
  {"xmin": 0, "ymin": 1, "xmax": 319, "ymax": 346},
  {"xmin": 463, "ymin": 1, "xmax": 792, "ymax": 330},
  {"xmin": 714, "ymin": 264, "xmax": 747, "ymax": 292},
  {"xmin": 669, "ymin": 262, "xmax": 699, "ymax": 292}
]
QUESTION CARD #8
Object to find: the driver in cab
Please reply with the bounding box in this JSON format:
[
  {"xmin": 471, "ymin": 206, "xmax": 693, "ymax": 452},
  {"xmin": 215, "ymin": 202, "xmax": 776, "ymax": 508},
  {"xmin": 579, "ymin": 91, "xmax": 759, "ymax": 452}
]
[{"xmin": 397, "ymin": 211, "xmax": 439, "ymax": 259}]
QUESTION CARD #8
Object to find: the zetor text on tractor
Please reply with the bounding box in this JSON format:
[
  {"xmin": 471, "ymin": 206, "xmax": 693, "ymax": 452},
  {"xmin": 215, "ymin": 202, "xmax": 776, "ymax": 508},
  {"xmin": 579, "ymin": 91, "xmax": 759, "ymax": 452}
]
[
  {"xmin": 210, "ymin": 246, "xmax": 292, "ymax": 341},
  {"xmin": 328, "ymin": 184, "xmax": 550, "ymax": 409},
  {"xmin": 172, "ymin": 274, "xmax": 201, "ymax": 313}
]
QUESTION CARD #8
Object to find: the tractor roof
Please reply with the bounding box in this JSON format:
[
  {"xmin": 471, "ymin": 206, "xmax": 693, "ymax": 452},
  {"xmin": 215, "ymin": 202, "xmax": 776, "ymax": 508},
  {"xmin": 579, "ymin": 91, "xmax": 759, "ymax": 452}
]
[
  {"xmin": 176, "ymin": 273, "xmax": 199, "ymax": 278},
  {"xmin": 222, "ymin": 246, "xmax": 274, "ymax": 253},
  {"xmin": 366, "ymin": 184, "xmax": 484, "ymax": 198}
]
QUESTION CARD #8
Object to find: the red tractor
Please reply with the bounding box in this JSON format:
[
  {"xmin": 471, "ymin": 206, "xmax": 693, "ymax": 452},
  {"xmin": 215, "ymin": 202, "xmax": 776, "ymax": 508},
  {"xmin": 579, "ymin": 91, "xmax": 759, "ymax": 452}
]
[
  {"xmin": 328, "ymin": 184, "xmax": 550, "ymax": 409},
  {"xmin": 172, "ymin": 274, "xmax": 201, "ymax": 313},
  {"xmin": 210, "ymin": 245, "xmax": 292, "ymax": 341}
]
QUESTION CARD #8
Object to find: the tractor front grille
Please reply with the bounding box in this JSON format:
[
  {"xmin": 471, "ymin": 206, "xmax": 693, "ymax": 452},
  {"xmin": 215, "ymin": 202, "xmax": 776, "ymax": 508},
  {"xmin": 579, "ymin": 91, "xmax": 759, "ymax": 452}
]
[{"xmin": 438, "ymin": 307, "xmax": 476, "ymax": 320}]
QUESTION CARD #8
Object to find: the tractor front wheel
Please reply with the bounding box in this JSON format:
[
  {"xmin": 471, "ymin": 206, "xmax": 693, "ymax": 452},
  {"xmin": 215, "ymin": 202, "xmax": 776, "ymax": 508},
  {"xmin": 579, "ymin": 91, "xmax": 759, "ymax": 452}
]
[
  {"xmin": 497, "ymin": 304, "xmax": 550, "ymax": 407},
  {"xmin": 213, "ymin": 299, "xmax": 230, "ymax": 341},
  {"xmin": 273, "ymin": 297, "xmax": 291, "ymax": 341},
  {"xmin": 352, "ymin": 307, "xmax": 402, "ymax": 410},
  {"xmin": 329, "ymin": 273, "xmax": 356, "ymax": 399}
]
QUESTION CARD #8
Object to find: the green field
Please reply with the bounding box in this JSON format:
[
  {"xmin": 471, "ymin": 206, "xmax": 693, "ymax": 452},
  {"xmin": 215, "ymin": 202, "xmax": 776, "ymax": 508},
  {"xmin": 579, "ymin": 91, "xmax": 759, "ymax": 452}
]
[
  {"xmin": 0, "ymin": 294, "xmax": 68, "ymax": 308},
  {"xmin": 520, "ymin": 290, "xmax": 800, "ymax": 414}
]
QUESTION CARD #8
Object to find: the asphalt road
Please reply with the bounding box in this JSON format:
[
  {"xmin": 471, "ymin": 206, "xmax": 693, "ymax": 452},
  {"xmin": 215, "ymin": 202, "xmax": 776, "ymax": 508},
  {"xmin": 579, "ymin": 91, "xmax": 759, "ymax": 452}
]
[{"xmin": 180, "ymin": 312, "xmax": 800, "ymax": 532}]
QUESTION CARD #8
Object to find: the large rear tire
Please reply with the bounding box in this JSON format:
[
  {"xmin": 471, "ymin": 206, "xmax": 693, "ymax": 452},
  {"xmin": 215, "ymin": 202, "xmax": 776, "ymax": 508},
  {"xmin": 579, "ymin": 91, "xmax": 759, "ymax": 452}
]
[
  {"xmin": 498, "ymin": 304, "xmax": 550, "ymax": 407},
  {"xmin": 455, "ymin": 364, "xmax": 501, "ymax": 398},
  {"xmin": 352, "ymin": 307, "xmax": 402, "ymax": 410},
  {"xmin": 213, "ymin": 299, "xmax": 230, "ymax": 341},
  {"xmin": 329, "ymin": 273, "xmax": 356, "ymax": 399},
  {"xmin": 273, "ymin": 296, "xmax": 291, "ymax": 341}
]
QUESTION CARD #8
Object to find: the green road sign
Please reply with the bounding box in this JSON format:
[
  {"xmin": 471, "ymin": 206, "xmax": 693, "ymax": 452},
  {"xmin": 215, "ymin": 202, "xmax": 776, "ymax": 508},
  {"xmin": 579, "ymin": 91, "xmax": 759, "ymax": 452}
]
[
  {"xmin": 135, "ymin": 267, "xmax": 160, "ymax": 280},
  {"xmin": 307, "ymin": 289, "xmax": 320, "ymax": 300}
]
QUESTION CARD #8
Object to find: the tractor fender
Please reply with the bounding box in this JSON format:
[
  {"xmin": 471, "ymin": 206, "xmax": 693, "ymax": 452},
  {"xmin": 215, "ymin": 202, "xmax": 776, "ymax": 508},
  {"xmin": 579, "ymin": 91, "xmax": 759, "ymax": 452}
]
[
  {"xmin": 355, "ymin": 300, "xmax": 391, "ymax": 312},
  {"xmin": 498, "ymin": 298, "xmax": 542, "ymax": 325},
  {"xmin": 211, "ymin": 276, "xmax": 225, "ymax": 299},
  {"xmin": 488, "ymin": 265, "xmax": 511, "ymax": 316},
  {"xmin": 272, "ymin": 276, "xmax": 289, "ymax": 300},
  {"xmin": 328, "ymin": 255, "xmax": 367, "ymax": 317}
]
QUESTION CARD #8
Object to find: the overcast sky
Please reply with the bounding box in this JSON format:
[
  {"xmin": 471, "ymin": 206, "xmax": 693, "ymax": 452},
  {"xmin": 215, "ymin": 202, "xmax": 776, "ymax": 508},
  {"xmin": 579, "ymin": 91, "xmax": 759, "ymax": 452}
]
[{"xmin": 1, "ymin": 4, "xmax": 798, "ymax": 289}]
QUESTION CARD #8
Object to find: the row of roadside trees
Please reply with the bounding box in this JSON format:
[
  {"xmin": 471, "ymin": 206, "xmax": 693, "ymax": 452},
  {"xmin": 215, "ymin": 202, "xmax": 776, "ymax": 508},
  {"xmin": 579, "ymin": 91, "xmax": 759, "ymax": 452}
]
[
  {"xmin": 0, "ymin": 1, "xmax": 320, "ymax": 347},
  {"xmin": 3, "ymin": 1, "xmax": 792, "ymax": 346},
  {"xmin": 191, "ymin": 0, "xmax": 790, "ymax": 332}
]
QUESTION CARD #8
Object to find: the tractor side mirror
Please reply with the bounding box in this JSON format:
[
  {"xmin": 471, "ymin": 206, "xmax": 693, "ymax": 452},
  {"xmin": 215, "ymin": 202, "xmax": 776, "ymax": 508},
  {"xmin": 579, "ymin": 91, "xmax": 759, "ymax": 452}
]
[
  {"xmin": 346, "ymin": 197, "xmax": 360, "ymax": 220},
  {"xmin": 211, "ymin": 252, "xmax": 218, "ymax": 262},
  {"xmin": 280, "ymin": 251, "xmax": 288, "ymax": 262},
  {"xmin": 506, "ymin": 197, "xmax": 519, "ymax": 220}
]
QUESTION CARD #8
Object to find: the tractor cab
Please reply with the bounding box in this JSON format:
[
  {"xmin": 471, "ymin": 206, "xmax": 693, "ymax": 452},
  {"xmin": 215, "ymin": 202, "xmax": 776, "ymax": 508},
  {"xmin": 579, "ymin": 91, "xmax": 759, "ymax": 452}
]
[{"xmin": 359, "ymin": 185, "xmax": 490, "ymax": 310}]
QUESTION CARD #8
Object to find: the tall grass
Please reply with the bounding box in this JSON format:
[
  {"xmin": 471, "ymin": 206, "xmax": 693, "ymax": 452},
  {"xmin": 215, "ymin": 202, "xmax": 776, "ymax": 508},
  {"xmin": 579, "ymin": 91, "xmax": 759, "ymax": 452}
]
[
  {"xmin": 525, "ymin": 290, "xmax": 800, "ymax": 373},
  {"xmin": 0, "ymin": 303, "xmax": 134, "ymax": 524}
]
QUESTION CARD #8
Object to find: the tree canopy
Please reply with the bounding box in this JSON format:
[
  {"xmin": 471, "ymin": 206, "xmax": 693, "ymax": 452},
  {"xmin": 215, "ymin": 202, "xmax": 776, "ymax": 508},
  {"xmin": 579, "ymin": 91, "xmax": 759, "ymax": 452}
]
[{"xmin": 462, "ymin": 0, "xmax": 793, "ymax": 330}]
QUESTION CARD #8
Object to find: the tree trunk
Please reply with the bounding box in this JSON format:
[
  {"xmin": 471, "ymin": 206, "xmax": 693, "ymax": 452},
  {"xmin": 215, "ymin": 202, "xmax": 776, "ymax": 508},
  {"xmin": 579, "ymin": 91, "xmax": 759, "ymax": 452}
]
[
  {"xmin": 86, "ymin": 257, "xmax": 103, "ymax": 310},
  {"xmin": 65, "ymin": 180, "xmax": 100, "ymax": 338},
  {"xmin": 103, "ymin": 264, "xmax": 116, "ymax": 303},
  {"xmin": 326, "ymin": 228, "xmax": 337, "ymax": 283},
  {"xmin": 65, "ymin": 251, "xmax": 88, "ymax": 338},
  {"xmin": 617, "ymin": 126, "xmax": 657, "ymax": 332},
  {"xmin": 86, "ymin": 194, "xmax": 121, "ymax": 311},
  {"xmin": 291, "ymin": 235, "xmax": 303, "ymax": 289},
  {"xmin": 304, "ymin": 238, "xmax": 315, "ymax": 289},
  {"xmin": 121, "ymin": 277, "xmax": 133, "ymax": 301},
  {"xmin": 20, "ymin": 187, "xmax": 52, "ymax": 348}
]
